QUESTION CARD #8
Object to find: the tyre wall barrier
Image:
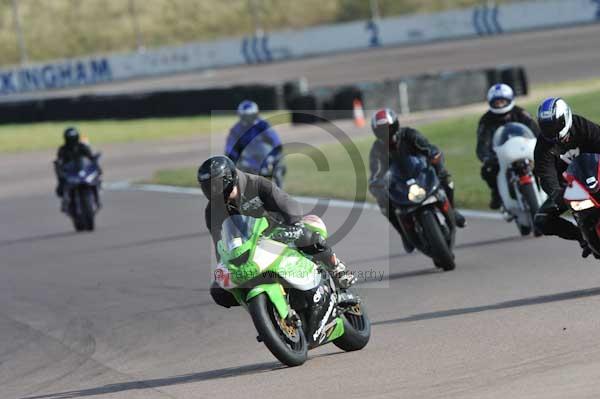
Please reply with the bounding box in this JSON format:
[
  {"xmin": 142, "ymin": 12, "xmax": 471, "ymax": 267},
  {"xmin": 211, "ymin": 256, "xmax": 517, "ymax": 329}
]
[
  {"xmin": 0, "ymin": 84, "xmax": 285, "ymax": 123},
  {"xmin": 287, "ymin": 65, "xmax": 528, "ymax": 123}
]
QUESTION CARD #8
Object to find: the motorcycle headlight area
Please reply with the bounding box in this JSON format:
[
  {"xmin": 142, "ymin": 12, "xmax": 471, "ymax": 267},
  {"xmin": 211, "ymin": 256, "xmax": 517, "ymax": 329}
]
[
  {"xmin": 408, "ymin": 184, "xmax": 427, "ymax": 203},
  {"xmin": 569, "ymin": 199, "xmax": 595, "ymax": 211}
]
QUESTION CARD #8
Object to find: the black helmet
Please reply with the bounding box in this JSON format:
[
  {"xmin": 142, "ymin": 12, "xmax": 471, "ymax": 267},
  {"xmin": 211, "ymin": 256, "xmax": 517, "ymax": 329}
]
[
  {"xmin": 197, "ymin": 156, "xmax": 238, "ymax": 200},
  {"xmin": 64, "ymin": 127, "xmax": 80, "ymax": 147},
  {"xmin": 371, "ymin": 108, "xmax": 399, "ymax": 141}
]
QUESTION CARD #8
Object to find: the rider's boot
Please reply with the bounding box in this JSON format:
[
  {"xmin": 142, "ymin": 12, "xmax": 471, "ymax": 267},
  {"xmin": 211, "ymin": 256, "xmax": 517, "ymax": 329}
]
[
  {"xmin": 490, "ymin": 189, "xmax": 502, "ymax": 210},
  {"xmin": 453, "ymin": 209, "xmax": 467, "ymax": 229},
  {"xmin": 580, "ymin": 239, "xmax": 594, "ymax": 259},
  {"xmin": 326, "ymin": 254, "xmax": 357, "ymax": 289}
]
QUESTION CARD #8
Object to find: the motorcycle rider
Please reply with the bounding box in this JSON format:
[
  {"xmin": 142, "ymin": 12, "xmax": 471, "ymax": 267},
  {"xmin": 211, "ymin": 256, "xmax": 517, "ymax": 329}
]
[
  {"xmin": 369, "ymin": 108, "xmax": 466, "ymax": 254},
  {"xmin": 477, "ymin": 84, "xmax": 540, "ymax": 209},
  {"xmin": 54, "ymin": 127, "xmax": 101, "ymax": 209},
  {"xmin": 225, "ymin": 100, "xmax": 283, "ymax": 164},
  {"xmin": 534, "ymin": 97, "xmax": 600, "ymax": 258},
  {"xmin": 198, "ymin": 155, "xmax": 356, "ymax": 308}
]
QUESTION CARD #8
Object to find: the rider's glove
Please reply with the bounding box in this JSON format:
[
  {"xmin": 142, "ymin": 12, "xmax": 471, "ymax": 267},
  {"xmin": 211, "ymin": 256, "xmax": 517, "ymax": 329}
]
[
  {"xmin": 272, "ymin": 222, "xmax": 305, "ymax": 243},
  {"xmin": 430, "ymin": 151, "xmax": 443, "ymax": 165}
]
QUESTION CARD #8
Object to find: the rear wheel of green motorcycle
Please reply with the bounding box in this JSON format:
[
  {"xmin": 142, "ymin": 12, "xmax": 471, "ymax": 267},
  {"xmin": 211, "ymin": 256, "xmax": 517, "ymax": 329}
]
[
  {"xmin": 334, "ymin": 302, "xmax": 371, "ymax": 352},
  {"xmin": 248, "ymin": 293, "xmax": 307, "ymax": 367}
]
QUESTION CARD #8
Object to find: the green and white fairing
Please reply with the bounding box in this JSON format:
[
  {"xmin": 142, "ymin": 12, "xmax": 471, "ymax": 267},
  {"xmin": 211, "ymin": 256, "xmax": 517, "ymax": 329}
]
[{"xmin": 213, "ymin": 214, "xmax": 345, "ymax": 343}]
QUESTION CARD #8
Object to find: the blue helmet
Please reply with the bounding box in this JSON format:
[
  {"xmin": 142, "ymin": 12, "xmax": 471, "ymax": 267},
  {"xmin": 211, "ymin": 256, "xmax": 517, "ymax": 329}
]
[
  {"xmin": 237, "ymin": 100, "xmax": 259, "ymax": 126},
  {"xmin": 537, "ymin": 97, "xmax": 572, "ymax": 143}
]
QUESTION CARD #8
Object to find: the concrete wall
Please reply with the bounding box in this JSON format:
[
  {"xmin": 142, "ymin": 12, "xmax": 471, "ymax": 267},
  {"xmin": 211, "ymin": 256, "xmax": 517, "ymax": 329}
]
[{"xmin": 0, "ymin": 0, "xmax": 597, "ymax": 97}]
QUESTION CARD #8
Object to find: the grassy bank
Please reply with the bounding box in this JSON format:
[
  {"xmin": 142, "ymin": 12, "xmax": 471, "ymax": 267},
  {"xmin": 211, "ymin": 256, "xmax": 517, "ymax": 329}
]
[
  {"xmin": 0, "ymin": 112, "xmax": 287, "ymax": 153},
  {"xmin": 0, "ymin": 0, "xmax": 523, "ymax": 65},
  {"xmin": 146, "ymin": 88, "xmax": 600, "ymax": 209}
]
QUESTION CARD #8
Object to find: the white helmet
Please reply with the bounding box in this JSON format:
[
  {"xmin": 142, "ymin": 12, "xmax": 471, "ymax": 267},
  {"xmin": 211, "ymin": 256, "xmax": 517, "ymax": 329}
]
[
  {"xmin": 487, "ymin": 83, "xmax": 515, "ymax": 115},
  {"xmin": 537, "ymin": 97, "xmax": 573, "ymax": 143},
  {"xmin": 237, "ymin": 100, "xmax": 259, "ymax": 126}
]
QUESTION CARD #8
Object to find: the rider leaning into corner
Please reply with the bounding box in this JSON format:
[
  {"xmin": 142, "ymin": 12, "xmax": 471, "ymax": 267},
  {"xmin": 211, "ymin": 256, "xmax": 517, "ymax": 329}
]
[
  {"xmin": 198, "ymin": 156, "xmax": 356, "ymax": 308},
  {"xmin": 368, "ymin": 108, "xmax": 466, "ymax": 254},
  {"xmin": 224, "ymin": 100, "xmax": 283, "ymax": 164},
  {"xmin": 534, "ymin": 97, "xmax": 600, "ymax": 258},
  {"xmin": 476, "ymin": 83, "xmax": 541, "ymax": 210}
]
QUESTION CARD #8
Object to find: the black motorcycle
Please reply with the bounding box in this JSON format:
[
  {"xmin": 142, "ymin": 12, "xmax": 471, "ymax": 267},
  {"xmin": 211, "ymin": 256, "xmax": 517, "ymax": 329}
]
[
  {"xmin": 55, "ymin": 155, "xmax": 102, "ymax": 232},
  {"xmin": 385, "ymin": 154, "xmax": 457, "ymax": 271},
  {"xmin": 563, "ymin": 153, "xmax": 600, "ymax": 257}
]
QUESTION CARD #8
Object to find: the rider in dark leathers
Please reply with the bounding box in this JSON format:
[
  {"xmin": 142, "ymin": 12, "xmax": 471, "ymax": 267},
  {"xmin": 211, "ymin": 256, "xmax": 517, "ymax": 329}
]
[
  {"xmin": 477, "ymin": 84, "xmax": 540, "ymax": 209},
  {"xmin": 54, "ymin": 127, "xmax": 101, "ymax": 207},
  {"xmin": 369, "ymin": 108, "xmax": 465, "ymax": 253},
  {"xmin": 198, "ymin": 156, "xmax": 355, "ymax": 308},
  {"xmin": 534, "ymin": 97, "xmax": 600, "ymax": 258}
]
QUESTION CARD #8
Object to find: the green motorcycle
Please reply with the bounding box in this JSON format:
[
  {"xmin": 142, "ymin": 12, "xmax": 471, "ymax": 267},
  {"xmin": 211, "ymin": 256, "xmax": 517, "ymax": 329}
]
[{"xmin": 214, "ymin": 214, "xmax": 370, "ymax": 367}]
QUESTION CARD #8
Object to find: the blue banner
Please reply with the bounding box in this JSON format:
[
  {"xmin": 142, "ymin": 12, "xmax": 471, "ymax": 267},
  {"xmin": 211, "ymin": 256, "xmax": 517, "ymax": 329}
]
[{"xmin": 0, "ymin": 58, "xmax": 112, "ymax": 96}]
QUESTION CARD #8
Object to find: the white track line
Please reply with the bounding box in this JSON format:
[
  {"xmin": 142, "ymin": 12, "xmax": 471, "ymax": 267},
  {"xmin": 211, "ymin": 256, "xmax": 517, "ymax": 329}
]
[{"xmin": 105, "ymin": 181, "xmax": 503, "ymax": 220}]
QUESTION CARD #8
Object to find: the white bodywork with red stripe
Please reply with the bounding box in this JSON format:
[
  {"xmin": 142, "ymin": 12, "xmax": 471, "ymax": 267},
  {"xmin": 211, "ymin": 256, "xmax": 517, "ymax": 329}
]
[{"xmin": 494, "ymin": 134, "xmax": 547, "ymax": 228}]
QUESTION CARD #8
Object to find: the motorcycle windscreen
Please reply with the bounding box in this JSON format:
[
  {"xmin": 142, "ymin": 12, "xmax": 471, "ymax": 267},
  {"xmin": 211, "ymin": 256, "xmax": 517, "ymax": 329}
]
[
  {"xmin": 565, "ymin": 153, "xmax": 600, "ymax": 194},
  {"xmin": 492, "ymin": 122, "xmax": 536, "ymax": 148},
  {"xmin": 386, "ymin": 155, "xmax": 439, "ymax": 206},
  {"xmin": 237, "ymin": 140, "xmax": 276, "ymax": 174},
  {"xmin": 220, "ymin": 215, "xmax": 257, "ymax": 254}
]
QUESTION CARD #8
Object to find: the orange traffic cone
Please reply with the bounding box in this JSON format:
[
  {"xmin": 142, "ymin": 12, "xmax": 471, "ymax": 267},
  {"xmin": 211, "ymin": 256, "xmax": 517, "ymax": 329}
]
[{"xmin": 353, "ymin": 98, "xmax": 366, "ymax": 127}]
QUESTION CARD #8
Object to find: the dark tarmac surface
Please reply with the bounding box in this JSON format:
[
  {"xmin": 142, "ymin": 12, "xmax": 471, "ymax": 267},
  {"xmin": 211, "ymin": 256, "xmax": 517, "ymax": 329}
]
[{"xmin": 3, "ymin": 189, "xmax": 600, "ymax": 398}]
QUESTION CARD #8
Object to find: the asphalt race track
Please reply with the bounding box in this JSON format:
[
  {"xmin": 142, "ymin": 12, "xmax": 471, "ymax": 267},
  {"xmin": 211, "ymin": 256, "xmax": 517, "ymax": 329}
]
[
  {"xmin": 4, "ymin": 24, "xmax": 600, "ymax": 398},
  {"xmin": 4, "ymin": 186, "xmax": 600, "ymax": 399}
]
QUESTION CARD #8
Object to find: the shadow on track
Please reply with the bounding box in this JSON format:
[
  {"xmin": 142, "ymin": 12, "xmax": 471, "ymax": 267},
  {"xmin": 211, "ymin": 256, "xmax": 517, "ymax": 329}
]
[
  {"xmin": 22, "ymin": 351, "xmax": 345, "ymax": 399},
  {"xmin": 0, "ymin": 231, "xmax": 76, "ymax": 247},
  {"xmin": 91, "ymin": 231, "xmax": 211, "ymax": 252},
  {"xmin": 372, "ymin": 286, "xmax": 600, "ymax": 326},
  {"xmin": 350, "ymin": 235, "xmax": 528, "ymax": 266},
  {"xmin": 22, "ymin": 361, "xmax": 284, "ymax": 399}
]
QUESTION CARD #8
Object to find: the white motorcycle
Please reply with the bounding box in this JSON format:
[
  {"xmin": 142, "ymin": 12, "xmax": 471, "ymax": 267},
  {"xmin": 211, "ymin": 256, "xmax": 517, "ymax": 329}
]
[{"xmin": 492, "ymin": 122, "xmax": 547, "ymax": 236}]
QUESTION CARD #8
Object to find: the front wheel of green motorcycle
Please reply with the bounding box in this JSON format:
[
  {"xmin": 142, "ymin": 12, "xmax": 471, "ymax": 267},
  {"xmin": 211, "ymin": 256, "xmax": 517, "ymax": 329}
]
[
  {"xmin": 248, "ymin": 293, "xmax": 307, "ymax": 367},
  {"xmin": 333, "ymin": 302, "xmax": 371, "ymax": 352}
]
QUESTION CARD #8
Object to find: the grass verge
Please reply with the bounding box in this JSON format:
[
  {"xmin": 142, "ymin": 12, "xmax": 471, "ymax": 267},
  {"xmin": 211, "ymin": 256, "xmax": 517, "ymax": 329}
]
[
  {"xmin": 0, "ymin": 112, "xmax": 286, "ymax": 153},
  {"xmin": 145, "ymin": 88, "xmax": 600, "ymax": 209}
]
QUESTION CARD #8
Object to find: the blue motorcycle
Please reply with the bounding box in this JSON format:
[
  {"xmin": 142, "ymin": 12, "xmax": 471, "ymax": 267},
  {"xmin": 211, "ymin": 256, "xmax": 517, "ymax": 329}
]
[
  {"xmin": 385, "ymin": 154, "xmax": 457, "ymax": 271},
  {"xmin": 236, "ymin": 141, "xmax": 286, "ymax": 188},
  {"xmin": 55, "ymin": 154, "xmax": 102, "ymax": 232}
]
